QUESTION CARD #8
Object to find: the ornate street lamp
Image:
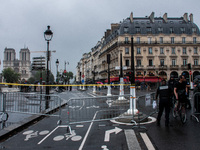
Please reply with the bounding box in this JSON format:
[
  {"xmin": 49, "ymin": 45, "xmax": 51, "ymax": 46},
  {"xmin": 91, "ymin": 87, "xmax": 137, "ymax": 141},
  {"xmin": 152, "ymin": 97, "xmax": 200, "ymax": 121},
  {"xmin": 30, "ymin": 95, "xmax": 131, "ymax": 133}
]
[
  {"xmin": 44, "ymin": 25, "xmax": 53, "ymax": 109},
  {"xmin": 56, "ymin": 59, "xmax": 59, "ymax": 83}
]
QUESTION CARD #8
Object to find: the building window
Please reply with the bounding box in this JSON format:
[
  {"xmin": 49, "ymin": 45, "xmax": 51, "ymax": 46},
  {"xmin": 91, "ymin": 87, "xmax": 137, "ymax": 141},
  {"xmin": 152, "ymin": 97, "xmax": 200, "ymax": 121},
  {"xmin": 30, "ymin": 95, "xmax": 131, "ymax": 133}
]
[
  {"xmin": 171, "ymin": 37, "xmax": 174, "ymax": 44},
  {"xmin": 160, "ymin": 37, "xmax": 163, "ymax": 44},
  {"xmin": 194, "ymin": 47, "xmax": 198, "ymax": 54},
  {"xmin": 148, "ymin": 37, "xmax": 151, "ymax": 44},
  {"xmin": 137, "ymin": 37, "xmax": 140, "ymax": 44},
  {"xmin": 137, "ymin": 47, "xmax": 141, "ymax": 54},
  {"xmin": 149, "ymin": 47, "xmax": 153, "ymax": 54},
  {"xmin": 182, "ymin": 37, "xmax": 186, "ymax": 44},
  {"xmin": 137, "ymin": 59, "xmax": 141, "ymax": 66},
  {"xmin": 147, "ymin": 27, "xmax": 152, "ymax": 33},
  {"xmin": 136, "ymin": 27, "xmax": 141, "ymax": 33},
  {"xmin": 158, "ymin": 27, "xmax": 163, "ymax": 33},
  {"xmin": 183, "ymin": 59, "xmax": 187, "ymax": 66},
  {"xmin": 149, "ymin": 59, "xmax": 153, "ymax": 66},
  {"xmin": 170, "ymin": 27, "xmax": 174, "ymax": 33},
  {"xmin": 194, "ymin": 59, "xmax": 198, "ymax": 66},
  {"xmin": 126, "ymin": 60, "xmax": 129, "ymax": 66},
  {"xmin": 125, "ymin": 37, "xmax": 129, "ymax": 44},
  {"xmin": 124, "ymin": 27, "xmax": 129, "ymax": 33},
  {"xmin": 193, "ymin": 37, "xmax": 197, "ymax": 44},
  {"xmin": 180, "ymin": 27, "xmax": 185, "ymax": 33},
  {"xmin": 172, "ymin": 59, "xmax": 176, "ymax": 66},
  {"xmin": 125, "ymin": 47, "xmax": 129, "ymax": 54},
  {"xmin": 172, "ymin": 47, "xmax": 175, "ymax": 54},
  {"xmin": 183, "ymin": 48, "xmax": 187, "ymax": 54},
  {"xmin": 160, "ymin": 59, "xmax": 164, "ymax": 66},
  {"xmin": 160, "ymin": 48, "xmax": 164, "ymax": 54},
  {"xmin": 192, "ymin": 28, "xmax": 197, "ymax": 33}
]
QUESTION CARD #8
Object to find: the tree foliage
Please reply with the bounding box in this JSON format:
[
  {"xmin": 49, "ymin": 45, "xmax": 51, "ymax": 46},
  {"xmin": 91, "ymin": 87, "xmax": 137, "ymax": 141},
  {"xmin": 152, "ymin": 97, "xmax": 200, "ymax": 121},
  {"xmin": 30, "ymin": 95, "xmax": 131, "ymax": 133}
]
[
  {"xmin": 2, "ymin": 68, "xmax": 20, "ymax": 83},
  {"xmin": 28, "ymin": 70, "xmax": 54, "ymax": 84}
]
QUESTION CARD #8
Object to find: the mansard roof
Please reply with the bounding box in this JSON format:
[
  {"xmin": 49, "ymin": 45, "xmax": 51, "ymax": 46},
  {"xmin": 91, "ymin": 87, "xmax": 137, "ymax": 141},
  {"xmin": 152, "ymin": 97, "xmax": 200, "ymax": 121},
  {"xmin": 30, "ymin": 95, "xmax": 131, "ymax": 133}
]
[{"xmin": 118, "ymin": 17, "xmax": 200, "ymax": 35}]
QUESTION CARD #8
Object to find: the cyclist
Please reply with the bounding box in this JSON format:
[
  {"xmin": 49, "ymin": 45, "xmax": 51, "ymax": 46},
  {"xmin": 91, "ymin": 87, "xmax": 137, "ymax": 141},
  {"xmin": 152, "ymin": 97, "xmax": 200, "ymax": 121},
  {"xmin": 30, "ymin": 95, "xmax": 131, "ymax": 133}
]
[{"xmin": 174, "ymin": 75, "xmax": 188, "ymax": 113}]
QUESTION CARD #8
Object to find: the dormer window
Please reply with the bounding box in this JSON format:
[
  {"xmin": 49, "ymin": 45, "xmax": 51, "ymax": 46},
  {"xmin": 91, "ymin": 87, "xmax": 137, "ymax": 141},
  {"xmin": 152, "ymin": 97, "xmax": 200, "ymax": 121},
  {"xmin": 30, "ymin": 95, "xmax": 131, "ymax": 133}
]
[{"xmin": 124, "ymin": 27, "xmax": 129, "ymax": 33}]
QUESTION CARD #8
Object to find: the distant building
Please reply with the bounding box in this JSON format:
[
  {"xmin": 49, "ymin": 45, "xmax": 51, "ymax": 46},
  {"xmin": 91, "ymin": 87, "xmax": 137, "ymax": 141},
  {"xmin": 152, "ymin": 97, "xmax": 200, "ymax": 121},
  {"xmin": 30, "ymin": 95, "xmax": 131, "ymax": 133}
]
[
  {"xmin": 3, "ymin": 47, "xmax": 31, "ymax": 81},
  {"xmin": 76, "ymin": 12, "xmax": 200, "ymax": 83}
]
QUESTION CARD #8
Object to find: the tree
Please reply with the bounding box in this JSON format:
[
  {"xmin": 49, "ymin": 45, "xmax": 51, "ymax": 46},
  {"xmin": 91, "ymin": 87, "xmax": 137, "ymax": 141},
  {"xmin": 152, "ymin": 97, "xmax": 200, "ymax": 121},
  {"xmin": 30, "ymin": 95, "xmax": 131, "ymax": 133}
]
[
  {"xmin": 34, "ymin": 70, "xmax": 54, "ymax": 84},
  {"xmin": 2, "ymin": 68, "xmax": 20, "ymax": 83},
  {"xmin": 63, "ymin": 71, "xmax": 73, "ymax": 84}
]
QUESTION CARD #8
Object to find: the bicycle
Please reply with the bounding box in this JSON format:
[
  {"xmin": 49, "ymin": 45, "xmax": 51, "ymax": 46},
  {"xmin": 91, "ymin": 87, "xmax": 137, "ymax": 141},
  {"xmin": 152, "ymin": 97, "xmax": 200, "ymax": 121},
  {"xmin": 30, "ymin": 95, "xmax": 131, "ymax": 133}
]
[
  {"xmin": 173, "ymin": 100, "xmax": 187, "ymax": 124},
  {"xmin": 0, "ymin": 111, "xmax": 9, "ymax": 123}
]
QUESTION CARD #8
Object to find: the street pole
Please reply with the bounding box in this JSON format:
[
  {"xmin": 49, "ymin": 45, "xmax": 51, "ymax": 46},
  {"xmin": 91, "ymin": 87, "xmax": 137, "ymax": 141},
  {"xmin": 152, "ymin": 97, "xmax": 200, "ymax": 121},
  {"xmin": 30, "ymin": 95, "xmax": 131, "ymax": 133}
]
[
  {"xmin": 118, "ymin": 52, "xmax": 125, "ymax": 100},
  {"xmin": 128, "ymin": 36, "xmax": 138, "ymax": 115},
  {"xmin": 93, "ymin": 66, "xmax": 96, "ymax": 93},
  {"xmin": 45, "ymin": 41, "xmax": 50, "ymax": 109},
  {"xmin": 107, "ymin": 54, "xmax": 112, "ymax": 96},
  {"xmin": 44, "ymin": 25, "xmax": 53, "ymax": 109}
]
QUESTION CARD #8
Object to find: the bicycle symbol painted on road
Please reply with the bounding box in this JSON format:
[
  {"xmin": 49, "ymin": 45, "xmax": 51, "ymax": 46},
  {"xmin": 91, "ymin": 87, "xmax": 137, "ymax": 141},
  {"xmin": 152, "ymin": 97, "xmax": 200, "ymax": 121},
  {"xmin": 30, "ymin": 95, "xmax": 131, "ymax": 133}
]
[
  {"xmin": 53, "ymin": 130, "xmax": 82, "ymax": 142},
  {"xmin": 23, "ymin": 130, "xmax": 50, "ymax": 141}
]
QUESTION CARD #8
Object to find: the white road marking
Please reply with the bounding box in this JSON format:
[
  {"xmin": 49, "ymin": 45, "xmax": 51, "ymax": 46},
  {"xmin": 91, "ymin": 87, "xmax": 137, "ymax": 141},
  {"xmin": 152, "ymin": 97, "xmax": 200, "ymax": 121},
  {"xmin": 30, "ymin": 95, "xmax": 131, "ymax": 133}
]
[
  {"xmin": 53, "ymin": 135, "xmax": 65, "ymax": 141},
  {"xmin": 24, "ymin": 131, "xmax": 38, "ymax": 141},
  {"xmin": 76, "ymin": 125, "xmax": 84, "ymax": 128},
  {"xmin": 140, "ymin": 133, "xmax": 155, "ymax": 150},
  {"xmin": 39, "ymin": 130, "xmax": 50, "ymax": 135},
  {"xmin": 101, "ymin": 145, "xmax": 109, "ymax": 150},
  {"xmin": 23, "ymin": 130, "xmax": 34, "ymax": 135},
  {"xmin": 38, "ymin": 126, "xmax": 59, "ymax": 144},
  {"xmin": 125, "ymin": 129, "xmax": 141, "ymax": 150},
  {"xmin": 78, "ymin": 111, "xmax": 97, "ymax": 150},
  {"xmin": 71, "ymin": 135, "xmax": 82, "ymax": 141},
  {"xmin": 104, "ymin": 127, "xmax": 122, "ymax": 142}
]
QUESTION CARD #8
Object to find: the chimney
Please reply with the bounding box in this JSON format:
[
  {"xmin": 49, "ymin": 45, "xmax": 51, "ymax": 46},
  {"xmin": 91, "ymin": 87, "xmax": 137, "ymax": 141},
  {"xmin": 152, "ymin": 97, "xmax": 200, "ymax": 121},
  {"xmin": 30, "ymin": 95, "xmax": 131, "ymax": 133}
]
[
  {"xmin": 183, "ymin": 13, "xmax": 188, "ymax": 22},
  {"xmin": 163, "ymin": 13, "xmax": 168, "ymax": 23},
  {"xmin": 104, "ymin": 29, "xmax": 111, "ymax": 39},
  {"xmin": 149, "ymin": 12, "xmax": 155, "ymax": 23},
  {"xmin": 111, "ymin": 23, "xmax": 119, "ymax": 32},
  {"xmin": 130, "ymin": 12, "xmax": 133, "ymax": 23},
  {"xmin": 189, "ymin": 13, "xmax": 193, "ymax": 23}
]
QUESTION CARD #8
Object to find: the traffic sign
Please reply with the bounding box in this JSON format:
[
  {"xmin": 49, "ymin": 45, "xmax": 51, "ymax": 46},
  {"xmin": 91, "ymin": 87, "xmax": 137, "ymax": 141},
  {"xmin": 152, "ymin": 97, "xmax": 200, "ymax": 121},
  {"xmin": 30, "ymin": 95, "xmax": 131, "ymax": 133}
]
[
  {"xmin": 82, "ymin": 79, "xmax": 84, "ymax": 83},
  {"xmin": 64, "ymin": 70, "xmax": 67, "ymax": 73},
  {"xmin": 189, "ymin": 70, "xmax": 192, "ymax": 75},
  {"xmin": 82, "ymin": 74, "xmax": 85, "ymax": 78}
]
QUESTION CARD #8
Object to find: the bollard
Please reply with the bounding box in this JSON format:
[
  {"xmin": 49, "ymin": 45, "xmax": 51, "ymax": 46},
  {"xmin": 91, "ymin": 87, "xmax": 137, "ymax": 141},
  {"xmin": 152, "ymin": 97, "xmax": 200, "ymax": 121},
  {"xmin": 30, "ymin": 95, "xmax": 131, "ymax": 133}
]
[
  {"xmin": 118, "ymin": 78, "xmax": 125, "ymax": 100},
  {"xmin": 107, "ymin": 85, "xmax": 112, "ymax": 96},
  {"xmin": 127, "ymin": 86, "xmax": 138, "ymax": 115}
]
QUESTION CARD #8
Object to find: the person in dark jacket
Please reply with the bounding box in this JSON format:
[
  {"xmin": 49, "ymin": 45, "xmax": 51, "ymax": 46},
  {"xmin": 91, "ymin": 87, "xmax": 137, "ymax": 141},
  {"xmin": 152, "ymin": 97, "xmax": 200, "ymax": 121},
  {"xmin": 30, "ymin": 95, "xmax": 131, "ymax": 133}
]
[
  {"xmin": 156, "ymin": 79, "xmax": 170, "ymax": 127},
  {"xmin": 168, "ymin": 75, "xmax": 176, "ymax": 107}
]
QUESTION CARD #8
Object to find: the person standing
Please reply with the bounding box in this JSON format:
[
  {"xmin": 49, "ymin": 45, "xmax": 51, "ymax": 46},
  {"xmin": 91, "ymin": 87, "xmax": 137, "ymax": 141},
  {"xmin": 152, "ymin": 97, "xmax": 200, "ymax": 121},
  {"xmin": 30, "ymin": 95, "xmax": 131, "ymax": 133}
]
[
  {"xmin": 168, "ymin": 75, "xmax": 176, "ymax": 107},
  {"xmin": 156, "ymin": 79, "xmax": 170, "ymax": 127}
]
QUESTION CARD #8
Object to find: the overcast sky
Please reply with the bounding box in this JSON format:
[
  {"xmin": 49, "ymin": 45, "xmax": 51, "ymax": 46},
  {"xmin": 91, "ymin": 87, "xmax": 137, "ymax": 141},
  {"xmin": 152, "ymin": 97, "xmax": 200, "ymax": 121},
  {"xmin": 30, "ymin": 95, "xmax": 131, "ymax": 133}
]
[{"xmin": 0, "ymin": 0, "xmax": 200, "ymax": 78}]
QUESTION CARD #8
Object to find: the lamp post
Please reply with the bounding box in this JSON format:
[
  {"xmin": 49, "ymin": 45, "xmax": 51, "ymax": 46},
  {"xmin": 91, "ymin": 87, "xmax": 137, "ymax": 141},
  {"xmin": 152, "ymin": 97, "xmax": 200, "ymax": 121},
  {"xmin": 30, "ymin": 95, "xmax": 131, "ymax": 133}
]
[
  {"xmin": 44, "ymin": 25, "xmax": 53, "ymax": 109},
  {"xmin": 56, "ymin": 59, "xmax": 59, "ymax": 83}
]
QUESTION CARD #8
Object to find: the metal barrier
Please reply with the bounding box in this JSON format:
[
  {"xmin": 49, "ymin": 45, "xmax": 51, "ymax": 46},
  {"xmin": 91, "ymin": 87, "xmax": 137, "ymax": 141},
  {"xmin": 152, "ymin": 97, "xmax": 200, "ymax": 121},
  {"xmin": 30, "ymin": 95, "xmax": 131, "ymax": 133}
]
[
  {"xmin": 136, "ymin": 92, "xmax": 158, "ymax": 122},
  {"xmin": 62, "ymin": 95, "xmax": 131, "ymax": 125},
  {"xmin": 0, "ymin": 92, "xmax": 63, "ymax": 124},
  {"xmin": 191, "ymin": 92, "xmax": 200, "ymax": 122}
]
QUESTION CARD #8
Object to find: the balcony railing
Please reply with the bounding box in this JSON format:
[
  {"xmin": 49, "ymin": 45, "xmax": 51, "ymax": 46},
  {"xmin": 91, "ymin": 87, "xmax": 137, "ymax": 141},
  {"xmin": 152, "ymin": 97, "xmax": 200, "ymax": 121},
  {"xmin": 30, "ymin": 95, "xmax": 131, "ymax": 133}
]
[{"xmin": 170, "ymin": 65, "xmax": 179, "ymax": 70}]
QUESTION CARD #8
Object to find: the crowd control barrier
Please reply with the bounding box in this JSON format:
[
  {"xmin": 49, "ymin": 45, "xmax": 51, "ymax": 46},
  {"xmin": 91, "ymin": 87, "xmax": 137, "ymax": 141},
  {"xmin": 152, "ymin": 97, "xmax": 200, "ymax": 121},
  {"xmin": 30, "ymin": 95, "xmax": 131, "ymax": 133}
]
[
  {"xmin": 191, "ymin": 92, "xmax": 200, "ymax": 122},
  {"xmin": 0, "ymin": 92, "xmax": 63, "ymax": 128},
  {"xmin": 135, "ymin": 92, "xmax": 158, "ymax": 122},
  {"xmin": 61, "ymin": 95, "xmax": 131, "ymax": 125}
]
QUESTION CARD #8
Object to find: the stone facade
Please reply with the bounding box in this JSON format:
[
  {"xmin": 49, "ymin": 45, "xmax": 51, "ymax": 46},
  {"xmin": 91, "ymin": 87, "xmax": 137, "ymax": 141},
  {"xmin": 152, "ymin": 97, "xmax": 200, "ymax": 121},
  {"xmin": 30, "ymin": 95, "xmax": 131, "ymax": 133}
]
[
  {"xmin": 3, "ymin": 47, "xmax": 31, "ymax": 81},
  {"xmin": 76, "ymin": 12, "xmax": 200, "ymax": 83}
]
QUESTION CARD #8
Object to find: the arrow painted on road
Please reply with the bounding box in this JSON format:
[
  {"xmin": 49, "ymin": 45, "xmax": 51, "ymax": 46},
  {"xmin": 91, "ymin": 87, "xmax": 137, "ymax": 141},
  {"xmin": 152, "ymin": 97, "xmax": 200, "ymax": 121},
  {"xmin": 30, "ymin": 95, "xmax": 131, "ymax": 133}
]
[{"xmin": 104, "ymin": 127, "xmax": 122, "ymax": 142}]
